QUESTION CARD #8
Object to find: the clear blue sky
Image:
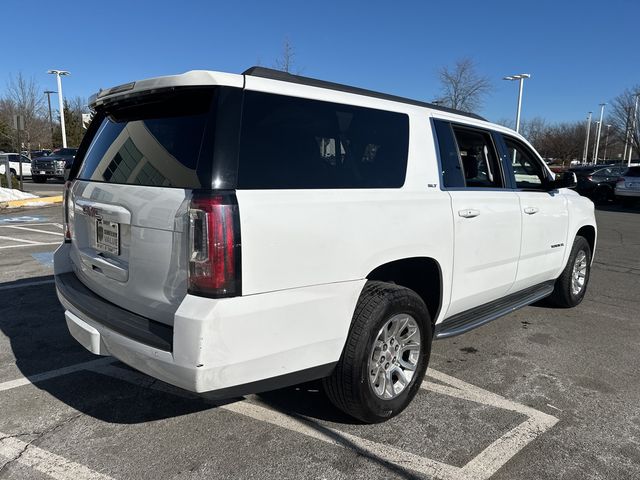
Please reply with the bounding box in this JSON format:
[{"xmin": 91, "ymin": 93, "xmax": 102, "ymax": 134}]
[{"xmin": 3, "ymin": 0, "xmax": 638, "ymax": 124}]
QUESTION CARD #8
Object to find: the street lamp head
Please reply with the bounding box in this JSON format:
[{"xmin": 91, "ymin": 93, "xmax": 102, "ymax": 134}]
[
  {"xmin": 43, "ymin": 90, "xmax": 56, "ymax": 94},
  {"xmin": 47, "ymin": 69, "xmax": 70, "ymax": 76},
  {"xmin": 504, "ymin": 73, "xmax": 531, "ymax": 81}
]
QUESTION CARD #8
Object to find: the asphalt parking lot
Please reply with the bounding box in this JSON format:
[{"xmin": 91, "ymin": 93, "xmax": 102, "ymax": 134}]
[{"xmin": 0, "ymin": 203, "xmax": 639, "ymax": 480}]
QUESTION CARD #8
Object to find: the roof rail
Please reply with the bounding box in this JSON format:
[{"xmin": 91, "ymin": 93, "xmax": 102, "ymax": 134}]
[{"xmin": 242, "ymin": 66, "xmax": 487, "ymax": 121}]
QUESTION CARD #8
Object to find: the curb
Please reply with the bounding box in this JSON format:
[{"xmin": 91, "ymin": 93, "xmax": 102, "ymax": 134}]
[{"xmin": 0, "ymin": 195, "xmax": 63, "ymax": 209}]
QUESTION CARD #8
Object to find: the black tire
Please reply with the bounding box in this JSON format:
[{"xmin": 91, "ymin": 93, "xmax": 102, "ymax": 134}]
[
  {"xmin": 32, "ymin": 176, "xmax": 46, "ymax": 183},
  {"xmin": 621, "ymin": 197, "xmax": 635, "ymax": 207},
  {"xmin": 547, "ymin": 236, "xmax": 591, "ymax": 308},
  {"xmin": 323, "ymin": 281, "xmax": 432, "ymax": 423},
  {"xmin": 592, "ymin": 187, "xmax": 610, "ymax": 205},
  {"xmin": 10, "ymin": 169, "xmax": 16, "ymax": 176}
]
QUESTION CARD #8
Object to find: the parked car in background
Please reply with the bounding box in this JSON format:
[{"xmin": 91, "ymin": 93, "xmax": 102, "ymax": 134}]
[
  {"xmin": 615, "ymin": 166, "xmax": 640, "ymax": 206},
  {"xmin": 32, "ymin": 148, "xmax": 78, "ymax": 183},
  {"xmin": 569, "ymin": 165, "xmax": 626, "ymax": 204},
  {"xmin": 31, "ymin": 150, "xmax": 52, "ymax": 159},
  {"xmin": 0, "ymin": 153, "xmax": 32, "ymax": 178}
]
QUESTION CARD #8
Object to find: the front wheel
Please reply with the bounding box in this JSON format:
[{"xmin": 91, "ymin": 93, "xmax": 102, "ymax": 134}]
[
  {"xmin": 323, "ymin": 281, "xmax": 432, "ymax": 423},
  {"xmin": 548, "ymin": 236, "xmax": 591, "ymax": 307}
]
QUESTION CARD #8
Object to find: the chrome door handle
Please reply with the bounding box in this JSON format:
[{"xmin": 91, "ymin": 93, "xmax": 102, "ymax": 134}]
[
  {"xmin": 458, "ymin": 209, "xmax": 480, "ymax": 218},
  {"xmin": 524, "ymin": 207, "xmax": 539, "ymax": 215}
]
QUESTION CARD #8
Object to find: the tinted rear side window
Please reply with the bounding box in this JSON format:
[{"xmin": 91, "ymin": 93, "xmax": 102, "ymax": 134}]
[
  {"xmin": 238, "ymin": 91, "xmax": 409, "ymax": 189},
  {"xmin": 77, "ymin": 88, "xmax": 215, "ymax": 188}
]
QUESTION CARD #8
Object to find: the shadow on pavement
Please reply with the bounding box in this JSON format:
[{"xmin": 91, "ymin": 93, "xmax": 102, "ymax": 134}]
[
  {"xmin": 1, "ymin": 276, "xmax": 422, "ymax": 478},
  {"xmin": 1, "ymin": 277, "xmax": 356, "ymax": 425}
]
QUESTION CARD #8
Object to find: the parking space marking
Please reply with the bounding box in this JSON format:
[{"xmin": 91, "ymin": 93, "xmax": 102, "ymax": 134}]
[
  {"xmin": 91, "ymin": 363, "xmax": 557, "ymax": 480},
  {"xmin": 0, "ymin": 358, "xmax": 115, "ymax": 393},
  {"xmin": 1, "ymin": 225, "xmax": 64, "ymax": 236},
  {"xmin": 0, "ymin": 358, "xmax": 558, "ymax": 480},
  {"xmin": 0, "ymin": 434, "xmax": 115, "ymax": 480},
  {"xmin": 0, "ymin": 234, "xmax": 42, "ymax": 245},
  {"xmin": 0, "ymin": 241, "xmax": 61, "ymax": 250},
  {"xmin": 423, "ymin": 371, "xmax": 559, "ymax": 479}
]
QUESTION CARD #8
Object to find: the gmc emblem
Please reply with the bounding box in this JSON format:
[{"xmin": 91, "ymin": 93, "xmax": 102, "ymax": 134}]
[{"xmin": 82, "ymin": 205, "xmax": 102, "ymax": 219}]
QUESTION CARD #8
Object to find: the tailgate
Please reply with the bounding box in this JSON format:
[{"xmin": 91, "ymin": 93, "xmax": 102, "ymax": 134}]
[{"xmin": 67, "ymin": 87, "xmax": 219, "ymax": 325}]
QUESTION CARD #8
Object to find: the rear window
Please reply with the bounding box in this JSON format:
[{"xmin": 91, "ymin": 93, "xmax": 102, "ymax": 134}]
[
  {"xmin": 77, "ymin": 88, "xmax": 215, "ymax": 188},
  {"xmin": 624, "ymin": 166, "xmax": 640, "ymax": 177},
  {"xmin": 237, "ymin": 91, "xmax": 409, "ymax": 189}
]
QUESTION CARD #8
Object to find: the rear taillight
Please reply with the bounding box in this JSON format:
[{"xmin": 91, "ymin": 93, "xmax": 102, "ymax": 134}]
[
  {"xmin": 63, "ymin": 181, "xmax": 72, "ymax": 242},
  {"xmin": 188, "ymin": 192, "xmax": 241, "ymax": 298},
  {"xmin": 586, "ymin": 175, "xmax": 593, "ymax": 181}
]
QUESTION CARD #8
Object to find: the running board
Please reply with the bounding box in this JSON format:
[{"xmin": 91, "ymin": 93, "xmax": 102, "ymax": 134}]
[{"xmin": 435, "ymin": 281, "xmax": 555, "ymax": 339}]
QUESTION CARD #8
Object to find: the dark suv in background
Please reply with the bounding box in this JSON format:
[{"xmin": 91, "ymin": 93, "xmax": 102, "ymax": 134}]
[
  {"xmin": 569, "ymin": 165, "xmax": 627, "ymax": 204},
  {"xmin": 32, "ymin": 148, "xmax": 78, "ymax": 183}
]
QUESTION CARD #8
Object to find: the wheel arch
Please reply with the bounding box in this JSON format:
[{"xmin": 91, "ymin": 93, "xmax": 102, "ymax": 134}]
[
  {"xmin": 576, "ymin": 224, "xmax": 596, "ymax": 260},
  {"xmin": 366, "ymin": 257, "xmax": 443, "ymax": 325}
]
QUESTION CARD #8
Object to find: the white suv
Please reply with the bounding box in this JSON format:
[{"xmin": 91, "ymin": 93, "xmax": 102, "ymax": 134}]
[{"xmin": 54, "ymin": 67, "xmax": 596, "ymax": 423}]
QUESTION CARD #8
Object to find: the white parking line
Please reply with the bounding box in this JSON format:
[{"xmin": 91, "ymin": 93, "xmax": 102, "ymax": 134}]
[
  {"xmin": 1, "ymin": 225, "xmax": 64, "ymax": 236},
  {"xmin": 0, "ymin": 358, "xmax": 115, "ymax": 393},
  {"xmin": 91, "ymin": 363, "xmax": 556, "ymax": 480},
  {"xmin": 0, "ymin": 234, "xmax": 41, "ymax": 245},
  {"xmin": 0, "ymin": 358, "xmax": 558, "ymax": 480},
  {"xmin": 423, "ymin": 371, "xmax": 559, "ymax": 479},
  {"xmin": 0, "ymin": 434, "xmax": 115, "ymax": 480},
  {"xmin": 0, "ymin": 242, "xmax": 61, "ymax": 250}
]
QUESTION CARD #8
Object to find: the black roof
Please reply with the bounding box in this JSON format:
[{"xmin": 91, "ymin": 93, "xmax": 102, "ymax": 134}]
[{"xmin": 242, "ymin": 67, "xmax": 486, "ymax": 122}]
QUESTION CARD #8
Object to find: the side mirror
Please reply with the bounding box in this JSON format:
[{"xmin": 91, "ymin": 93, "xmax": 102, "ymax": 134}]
[{"xmin": 549, "ymin": 171, "xmax": 577, "ymax": 190}]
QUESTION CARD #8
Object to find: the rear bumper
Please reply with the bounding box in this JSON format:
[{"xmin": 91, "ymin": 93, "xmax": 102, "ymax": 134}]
[{"xmin": 55, "ymin": 255, "xmax": 363, "ymax": 395}]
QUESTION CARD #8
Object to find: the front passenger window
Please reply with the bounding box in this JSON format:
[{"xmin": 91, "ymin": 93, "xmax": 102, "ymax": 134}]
[{"xmin": 504, "ymin": 137, "xmax": 548, "ymax": 190}]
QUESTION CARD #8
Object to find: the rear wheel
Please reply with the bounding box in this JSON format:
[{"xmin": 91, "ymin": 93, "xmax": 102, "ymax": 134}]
[
  {"xmin": 548, "ymin": 236, "xmax": 591, "ymax": 308},
  {"xmin": 620, "ymin": 196, "xmax": 635, "ymax": 207},
  {"xmin": 323, "ymin": 281, "xmax": 432, "ymax": 423},
  {"xmin": 592, "ymin": 186, "xmax": 611, "ymax": 205}
]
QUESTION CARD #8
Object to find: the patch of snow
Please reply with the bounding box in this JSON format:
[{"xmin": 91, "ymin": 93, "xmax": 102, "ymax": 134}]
[{"xmin": 0, "ymin": 187, "xmax": 38, "ymax": 202}]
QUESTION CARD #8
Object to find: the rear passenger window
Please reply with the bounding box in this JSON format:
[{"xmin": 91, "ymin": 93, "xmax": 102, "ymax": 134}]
[
  {"xmin": 237, "ymin": 91, "xmax": 409, "ymax": 189},
  {"xmin": 452, "ymin": 126, "xmax": 503, "ymax": 188}
]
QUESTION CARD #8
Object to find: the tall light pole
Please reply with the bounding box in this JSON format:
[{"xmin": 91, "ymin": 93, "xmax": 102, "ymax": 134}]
[
  {"xmin": 47, "ymin": 69, "xmax": 70, "ymax": 148},
  {"xmin": 603, "ymin": 124, "xmax": 611, "ymax": 163},
  {"xmin": 583, "ymin": 112, "xmax": 592, "ymax": 164},
  {"xmin": 592, "ymin": 103, "xmax": 606, "ymax": 164},
  {"xmin": 43, "ymin": 90, "xmax": 56, "ymax": 149},
  {"xmin": 503, "ymin": 73, "xmax": 531, "ymax": 133},
  {"xmin": 628, "ymin": 93, "xmax": 639, "ymax": 166}
]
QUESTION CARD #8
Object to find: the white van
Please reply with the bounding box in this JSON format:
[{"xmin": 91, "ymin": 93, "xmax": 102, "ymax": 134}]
[{"xmin": 55, "ymin": 67, "xmax": 596, "ymax": 423}]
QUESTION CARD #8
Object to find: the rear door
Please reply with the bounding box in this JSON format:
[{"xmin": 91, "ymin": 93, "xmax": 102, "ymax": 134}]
[
  {"xmin": 499, "ymin": 134, "xmax": 569, "ymax": 291},
  {"xmin": 69, "ymin": 87, "xmax": 218, "ymax": 325},
  {"xmin": 434, "ymin": 120, "xmax": 521, "ymax": 317}
]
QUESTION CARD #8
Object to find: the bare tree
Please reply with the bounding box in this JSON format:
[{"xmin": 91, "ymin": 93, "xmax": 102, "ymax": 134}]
[
  {"xmin": 0, "ymin": 73, "xmax": 50, "ymax": 151},
  {"xmin": 274, "ymin": 37, "xmax": 298, "ymax": 74},
  {"xmin": 608, "ymin": 85, "xmax": 640, "ymax": 159},
  {"xmin": 437, "ymin": 58, "xmax": 492, "ymax": 113},
  {"xmin": 520, "ymin": 117, "xmax": 548, "ymax": 147}
]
